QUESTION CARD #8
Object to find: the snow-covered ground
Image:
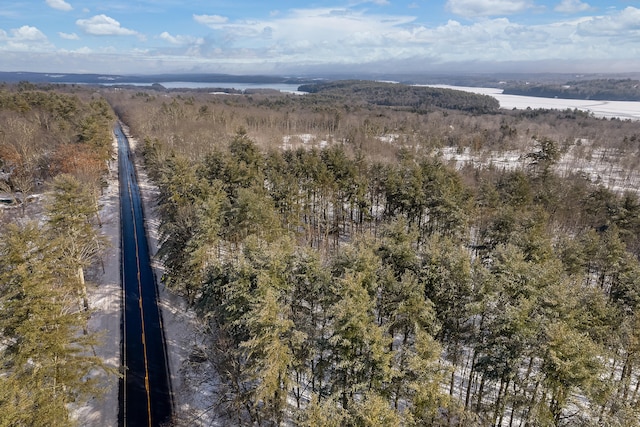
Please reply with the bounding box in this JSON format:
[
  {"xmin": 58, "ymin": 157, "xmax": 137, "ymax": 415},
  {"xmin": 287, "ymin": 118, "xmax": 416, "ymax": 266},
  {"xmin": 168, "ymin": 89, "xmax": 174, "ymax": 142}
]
[
  {"xmin": 282, "ymin": 133, "xmax": 329, "ymax": 149},
  {"xmin": 423, "ymin": 85, "xmax": 640, "ymax": 193},
  {"xmin": 70, "ymin": 142, "xmax": 121, "ymax": 426},
  {"xmin": 438, "ymin": 144, "xmax": 640, "ymax": 194},
  {"xmin": 425, "ymin": 85, "xmax": 640, "ymax": 121},
  {"xmin": 74, "ymin": 125, "xmax": 215, "ymax": 426}
]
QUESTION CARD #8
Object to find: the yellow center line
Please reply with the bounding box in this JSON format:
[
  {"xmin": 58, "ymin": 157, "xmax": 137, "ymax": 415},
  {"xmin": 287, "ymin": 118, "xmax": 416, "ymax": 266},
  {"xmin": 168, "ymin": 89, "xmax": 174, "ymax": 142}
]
[{"xmin": 128, "ymin": 177, "xmax": 153, "ymax": 427}]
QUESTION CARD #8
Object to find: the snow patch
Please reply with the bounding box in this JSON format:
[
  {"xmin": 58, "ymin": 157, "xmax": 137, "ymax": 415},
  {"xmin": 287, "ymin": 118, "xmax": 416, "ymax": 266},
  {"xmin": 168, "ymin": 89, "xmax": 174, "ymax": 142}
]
[
  {"xmin": 377, "ymin": 133, "xmax": 400, "ymax": 144},
  {"xmin": 282, "ymin": 133, "xmax": 329, "ymax": 150}
]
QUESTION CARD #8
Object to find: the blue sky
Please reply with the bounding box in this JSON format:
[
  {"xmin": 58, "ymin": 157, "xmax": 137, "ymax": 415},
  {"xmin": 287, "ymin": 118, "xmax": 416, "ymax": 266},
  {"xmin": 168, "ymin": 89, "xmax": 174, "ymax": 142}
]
[{"xmin": 1, "ymin": 0, "xmax": 639, "ymax": 75}]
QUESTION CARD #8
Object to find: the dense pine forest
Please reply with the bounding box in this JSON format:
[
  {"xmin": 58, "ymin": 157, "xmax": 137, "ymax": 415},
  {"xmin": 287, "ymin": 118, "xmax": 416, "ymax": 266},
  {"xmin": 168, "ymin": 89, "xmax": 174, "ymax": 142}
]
[{"xmin": 3, "ymin": 80, "xmax": 640, "ymax": 425}]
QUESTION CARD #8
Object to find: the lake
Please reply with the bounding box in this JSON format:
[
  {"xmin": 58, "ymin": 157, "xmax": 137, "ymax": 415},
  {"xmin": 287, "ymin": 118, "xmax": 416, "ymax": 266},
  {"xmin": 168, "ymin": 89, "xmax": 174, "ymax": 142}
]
[{"xmin": 109, "ymin": 81, "xmax": 305, "ymax": 94}]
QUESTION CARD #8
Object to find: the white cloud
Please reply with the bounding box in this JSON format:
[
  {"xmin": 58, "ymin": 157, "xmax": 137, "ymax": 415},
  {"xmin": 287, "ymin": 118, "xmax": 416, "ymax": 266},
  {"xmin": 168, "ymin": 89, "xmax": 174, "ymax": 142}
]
[
  {"xmin": 72, "ymin": 46, "xmax": 93, "ymax": 54},
  {"xmin": 45, "ymin": 0, "xmax": 72, "ymax": 12},
  {"xmin": 159, "ymin": 31, "xmax": 203, "ymax": 46},
  {"xmin": 187, "ymin": 5, "xmax": 636, "ymax": 70},
  {"xmin": 577, "ymin": 7, "xmax": 640, "ymax": 37},
  {"xmin": 555, "ymin": 0, "xmax": 591, "ymax": 13},
  {"xmin": 446, "ymin": 0, "xmax": 534, "ymax": 17},
  {"xmin": 193, "ymin": 14, "xmax": 228, "ymax": 28},
  {"xmin": 159, "ymin": 31, "xmax": 180, "ymax": 45},
  {"xmin": 0, "ymin": 25, "xmax": 53, "ymax": 51},
  {"xmin": 59, "ymin": 32, "xmax": 79, "ymax": 40},
  {"xmin": 76, "ymin": 14, "xmax": 138, "ymax": 36},
  {"xmin": 254, "ymin": 7, "xmax": 413, "ymax": 43},
  {"xmin": 12, "ymin": 26, "xmax": 48, "ymax": 41}
]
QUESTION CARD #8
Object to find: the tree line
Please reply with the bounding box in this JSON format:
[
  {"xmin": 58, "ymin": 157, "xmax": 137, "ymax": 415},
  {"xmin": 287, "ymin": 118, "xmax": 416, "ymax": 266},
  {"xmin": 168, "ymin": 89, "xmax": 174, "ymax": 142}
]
[
  {"xmin": 503, "ymin": 79, "xmax": 640, "ymax": 101},
  {"xmin": 104, "ymin": 81, "xmax": 640, "ymax": 189},
  {"xmin": 297, "ymin": 80, "xmax": 500, "ymax": 113}
]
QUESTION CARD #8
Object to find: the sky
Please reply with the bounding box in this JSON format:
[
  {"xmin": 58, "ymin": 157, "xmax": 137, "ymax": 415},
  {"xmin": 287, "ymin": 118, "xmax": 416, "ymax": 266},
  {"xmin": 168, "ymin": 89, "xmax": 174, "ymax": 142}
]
[{"xmin": 1, "ymin": 0, "xmax": 640, "ymax": 76}]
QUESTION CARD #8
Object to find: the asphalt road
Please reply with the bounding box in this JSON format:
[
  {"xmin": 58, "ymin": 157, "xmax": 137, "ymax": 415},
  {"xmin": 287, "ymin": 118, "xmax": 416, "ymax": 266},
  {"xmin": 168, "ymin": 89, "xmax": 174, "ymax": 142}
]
[{"xmin": 116, "ymin": 124, "xmax": 173, "ymax": 426}]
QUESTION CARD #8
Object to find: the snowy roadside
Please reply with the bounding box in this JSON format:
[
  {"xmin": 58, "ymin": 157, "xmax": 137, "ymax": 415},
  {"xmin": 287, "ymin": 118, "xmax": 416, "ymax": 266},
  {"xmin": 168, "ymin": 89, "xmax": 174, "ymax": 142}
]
[
  {"xmin": 73, "ymin": 125, "xmax": 216, "ymax": 426},
  {"xmin": 123, "ymin": 124, "xmax": 218, "ymax": 426}
]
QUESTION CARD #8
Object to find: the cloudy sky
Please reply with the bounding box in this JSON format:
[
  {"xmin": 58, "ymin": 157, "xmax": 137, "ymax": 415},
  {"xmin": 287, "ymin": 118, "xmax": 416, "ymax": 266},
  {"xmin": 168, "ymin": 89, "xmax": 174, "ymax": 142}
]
[{"xmin": 1, "ymin": 0, "xmax": 639, "ymax": 75}]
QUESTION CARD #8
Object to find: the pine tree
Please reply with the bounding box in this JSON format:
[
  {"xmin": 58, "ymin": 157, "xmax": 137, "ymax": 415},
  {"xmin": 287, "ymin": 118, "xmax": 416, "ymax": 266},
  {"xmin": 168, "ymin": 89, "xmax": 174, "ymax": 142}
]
[
  {"xmin": 240, "ymin": 282, "xmax": 298, "ymax": 424},
  {"xmin": 405, "ymin": 329, "xmax": 453, "ymax": 426},
  {"xmin": 541, "ymin": 321, "xmax": 602, "ymax": 426},
  {"xmin": 422, "ymin": 235, "xmax": 474, "ymax": 395},
  {"xmin": 327, "ymin": 269, "xmax": 392, "ymax": 410},
  {"xmin": 350, "ymin": 392, "xmax": 401, "ymax": 426},
  {"xmin": 45, "ymin": 174, "xmax": 106, "ymax": 311},
  {"xmin": 287, "ymin": 249, "xmax": 333, "ymax": 405},
  {"xmin": 0, "ymin": 223, "xmax": 110, "ymax": 426},
  {"xmin": 299, "ymin": 395, "xmax": 347, "ymax": 427}
]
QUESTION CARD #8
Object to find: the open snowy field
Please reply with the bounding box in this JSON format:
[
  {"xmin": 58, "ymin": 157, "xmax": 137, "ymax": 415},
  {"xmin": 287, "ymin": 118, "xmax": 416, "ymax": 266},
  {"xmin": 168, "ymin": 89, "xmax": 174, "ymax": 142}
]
[{"xmin": 426, "ymin": 85, "xmax": 640, "ymax": 120}]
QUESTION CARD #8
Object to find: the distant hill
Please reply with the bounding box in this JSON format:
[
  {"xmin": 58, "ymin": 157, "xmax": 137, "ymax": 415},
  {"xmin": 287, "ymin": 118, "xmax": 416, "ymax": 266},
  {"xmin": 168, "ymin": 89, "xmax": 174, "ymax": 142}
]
[
  {"xmin": 0, "ymin": 71, "xmax": 313, "ymax": 85},
  {"xmin": 298, "ymin": 80, "xmax": 500, "ymax": 113},
  {"xmin": 503, "ymin": 79, "xmax": 640, "ymax": 101}
]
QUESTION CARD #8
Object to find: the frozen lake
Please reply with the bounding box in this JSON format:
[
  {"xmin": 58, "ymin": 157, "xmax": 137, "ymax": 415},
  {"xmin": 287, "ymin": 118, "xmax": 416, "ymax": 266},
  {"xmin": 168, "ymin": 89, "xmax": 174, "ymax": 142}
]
[
  {"xmin": 105, "ymin": 81, "xmax": 304, "ymax": 94},
  {"xmin": 426, "ymin": 85, "xmax": 640, "ymax": 121}
]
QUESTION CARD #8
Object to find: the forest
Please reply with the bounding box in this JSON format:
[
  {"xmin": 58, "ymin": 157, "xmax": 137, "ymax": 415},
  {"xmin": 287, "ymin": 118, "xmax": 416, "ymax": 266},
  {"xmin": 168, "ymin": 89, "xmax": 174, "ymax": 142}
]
[
  {"xmin": 3, "ymin": 79, "xmax": 640, "ymax": 426},
  {"xmin": 503, "ymin": 79, "xmax": 640, "ymax": 101},
  {"xmin": 106, "ymin": 80, "xmax": 640, "ymax": 426},
  {"xmin": 0, "ymin": 82, "xmax": 116, "ymax": 425},
  {"xmin": 296, "ymin": 80, "xmax": 500, "ymax": 113}
]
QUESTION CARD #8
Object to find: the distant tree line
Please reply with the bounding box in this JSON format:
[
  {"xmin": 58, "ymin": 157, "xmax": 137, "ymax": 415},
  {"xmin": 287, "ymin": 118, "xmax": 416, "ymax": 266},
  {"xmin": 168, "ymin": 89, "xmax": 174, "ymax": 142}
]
[
  {"xmin": 104, "ymin": 79, "xmax": 640, "ymax": 180},
  {"xmin": 298, "ymin": 80, "xmax": 500, "ymax": 113},
  {"xmin": 503, "ymin": 79, "xmax": 640, "ymax": 101}
]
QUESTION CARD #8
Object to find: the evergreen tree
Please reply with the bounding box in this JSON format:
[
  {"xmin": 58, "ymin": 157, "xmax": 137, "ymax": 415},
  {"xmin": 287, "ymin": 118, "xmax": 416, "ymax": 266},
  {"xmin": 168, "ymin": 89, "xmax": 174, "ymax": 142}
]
[
  {"xmin": 0, "ymin": 223, "xmax": 109, "ymax": 427},
  {"xmin": 299, "ymin": 395, "xmax": 347, "ymax": 427},
  {"xmin": 240, "ymin": 284, "xmax": 297, "ymax": 424},
  {"xmin": 288, "ymin": 250, "xmax": 334, "ymax": 405},
  {"xmin": 405, "ymin": 330, "xmax": 456, "ymax": 426},
  {"xmin": 540, "ymin": 321, "xmax": 602, "ymax": 426},
  {"xmin": 350, "ymin": 392, "xmax": 401, "ymax": 426},
  {"xmin": 327, "ymin": 267, "xmax": 391, "ymax": 410},
  {"xmin": 45, "ymin": 174, "xmax": 106, "ymax": 311},
  {"xmin": 422, "ymin": 235, "xmax": 474, "ymax": 394}
]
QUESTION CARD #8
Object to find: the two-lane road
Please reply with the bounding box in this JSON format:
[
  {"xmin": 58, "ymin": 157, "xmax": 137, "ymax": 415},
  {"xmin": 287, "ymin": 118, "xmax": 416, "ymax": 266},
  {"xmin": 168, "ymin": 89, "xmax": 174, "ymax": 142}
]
[{"xmin": 116, "ymin": 124, "xmax": 173, "ymax": 426}]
